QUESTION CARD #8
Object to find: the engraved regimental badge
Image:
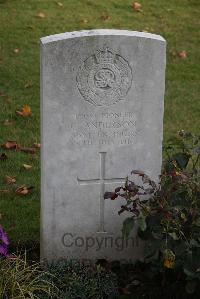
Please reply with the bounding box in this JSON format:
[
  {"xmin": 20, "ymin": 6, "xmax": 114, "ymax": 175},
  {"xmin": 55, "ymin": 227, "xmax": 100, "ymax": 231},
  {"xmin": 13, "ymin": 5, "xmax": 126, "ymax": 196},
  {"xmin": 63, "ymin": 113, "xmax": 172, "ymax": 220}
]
[{"xmin": 76, "ymin": 47, "xmax": 132, "ymax": 106}]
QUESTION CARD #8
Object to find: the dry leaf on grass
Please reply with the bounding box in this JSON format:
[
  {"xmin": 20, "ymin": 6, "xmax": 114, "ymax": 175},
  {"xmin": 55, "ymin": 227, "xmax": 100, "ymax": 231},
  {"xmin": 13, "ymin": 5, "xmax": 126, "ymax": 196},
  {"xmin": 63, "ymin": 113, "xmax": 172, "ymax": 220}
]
[
  {"xmin": 27, "ymin": 25, "xmax": 36, "ymax": 31},
  {"xmin": 33, "ymin": 143, "xmax": 41, "ymax": 148},
  {"xmin": 3, "ymin": 119, "xmax": 12, "ymax": 126},
  {"xmin": 80, "ymin": 18, "xmax": 88, "ymax": 24},
  {"xmin": 178, "ymin": 50, "xmax": 187, "ymax": 59},
  {"xmin": 16, "ymin": 105, "xmax": 31, "ymax": 117},
  {"xmin": 22, "ymin": 164, "xmax": 32, "ymax": 170},
  {"xmin": 21, "ymin": 104, "xmax": 31, "ymax": 116},
  {"xmin": 0, "ymin": 153, "xmax": 8, "ymax": 160},
  {"xmin": 36, "ymin": 12, "xmax": 46, "ymax": 18},
  {"xmin": 57, "ymin": 2, "xmax": 63, "ymax": 6},
  {"xmin": 2, "ymin": 140, "xmax": 18, "ymax": 150},
  {"xmin": 4, "ymin": 175, "xmax": 16, "ymax": 185},
  {"xmin": 0, "ymin": 92, "xmax": 7, "ymax": 97},
  {"xmin": 169, "ymin": 49, "xmax": 177, "ymax": 57},
  {"xmin": 24, "ymin": 81, "xmax": 33, "ymax": 88},
  {"xmin": 0, "ymin": 92, "xmax": 12, "ymax": 104},
  {"xmin": 13, "ymin": 48, "xmax": 20, "ymax": 54},
  {"xmin": 100, "ymin": 14, "xmax": 111, "ymax": 21},
  {"xmin": 0, "ymin": 189, "xmax": 9, "ymax": 193},
  {"xmin": 131, "ymin": 2, "xmax": 142, "ymax": 11},
  {"xmin": 15, "ymin": 185, "xmax": 34, "ymax": 195},
  {"xmin": 20, "ymin": 147, "xmax": 36, "ymax": 154},
  {"xmin": 2, "ymin": 140, "xmax": 36, "ymax": 154}
]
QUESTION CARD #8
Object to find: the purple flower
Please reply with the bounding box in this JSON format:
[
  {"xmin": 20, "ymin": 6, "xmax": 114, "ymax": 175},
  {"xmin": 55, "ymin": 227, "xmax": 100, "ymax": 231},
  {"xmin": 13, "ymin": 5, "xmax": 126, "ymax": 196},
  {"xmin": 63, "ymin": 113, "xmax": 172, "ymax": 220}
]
[
  {"xmin": 0, "ymin": 243, "xmax": 8, "ymax": 256},
  {"xmin": 0, "ymin": 225, "xmax": 9, "ymax": 257}
]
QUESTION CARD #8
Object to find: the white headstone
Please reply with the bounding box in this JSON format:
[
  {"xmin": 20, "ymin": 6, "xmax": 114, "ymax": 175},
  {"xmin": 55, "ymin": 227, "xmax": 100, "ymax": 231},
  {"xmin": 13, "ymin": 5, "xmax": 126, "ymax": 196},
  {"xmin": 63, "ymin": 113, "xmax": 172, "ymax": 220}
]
[{"xmin": 41, "ymin": 29, "xmax": 166, "ymax": 262}]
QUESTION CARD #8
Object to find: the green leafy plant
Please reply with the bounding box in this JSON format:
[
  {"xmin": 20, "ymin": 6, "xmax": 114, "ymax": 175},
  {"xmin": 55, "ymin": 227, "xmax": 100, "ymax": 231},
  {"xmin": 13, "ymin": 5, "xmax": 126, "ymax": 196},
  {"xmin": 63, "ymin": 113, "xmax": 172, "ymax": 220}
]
[
  {"xmin": 105, "ymin": 131, "xmax": 200, "ymax": 295},
  {"xmin": 46, "ymin": 260, "xmax": 119, "ymax": 299},
  {"xmin": 0, "ymin": 253, "xmax": 57, "ymax": 299}
]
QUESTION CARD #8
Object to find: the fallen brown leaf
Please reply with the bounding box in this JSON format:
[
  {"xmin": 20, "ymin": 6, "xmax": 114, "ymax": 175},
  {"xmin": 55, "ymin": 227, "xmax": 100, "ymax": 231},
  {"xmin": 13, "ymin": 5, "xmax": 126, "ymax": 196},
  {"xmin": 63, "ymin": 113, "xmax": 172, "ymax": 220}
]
[
  {"xmin": 0, "ymin": 153, "xmax": 8, "ymax": 160},
  {"xmin": 22, "ymin": 164, "xmax": 32, "ymax": 170},
  {"xmin": 16, "ymin": 105, "xmax": 31, "ymax": 117},
  {"xmin": 1, "ymin": 141, "xmax": 36, "ymax": 154},
  {"xmin": 0, "ymin": 189, "xmax": 9, "ymax": 193},
  {"xmin": 80, "ymin": 18, "xmax": 88, "ymax": 24},
  {"xmin": 2, "ymin": 140, "xmax": 18, "ymax": 150},
  {"xmin": 26, "ymin": 25, "xmax": 36, "ymax": 31},
  {"xmin": 131, "ymin": 2, "xmax": 142, "ymax": 11},
  {"xmin": 169, "ymin": 49, "xmax": 177, "ymax": 57},
  {"xmin": 101, "ymin": 14, "xmax": 111, "ymax": 21},
  {"xmin": 3, "ymin": 119, "xmax": 12, "ymax": 126},
  {"xmin": 178, "ymin": 50, "xmax": 187, "ymax": 59},
  {"xmin": 20, "ymin": 147, "xmax": 36, "ymax": 154},
  {"xmin": 24, "ymin": 81, "xmax": 33, "ymax": 88},
  {"xmin": 4, "ymin": 175, "xmax": 16, "ymax": 185},
  {"xmin": 15, "ymin": 185, "xmax": 33, "ymax": 195},
  {"xmin": 33, "ymin": 142, "xmax": 41, "ymax": 148},
  {"xmin": 16, "ymin": 111, "xmax": 23, "ymax": 116},
  {"xmin": 13, "ymin": 48, "xmax": 20, "ymax": 54},
  {"xmin": 22, "ymin": 105, "xmax": 31, "ymax": 115},
  {"xmin": 36, "ymin": 12, "xmax": 46, "ymax": 18},
  {"xmin": 0, "ymin": 92, "xmax": 11, "ymax": 104},
  {"xmin": 0, "ymin": 92, "xmax": 7, "ymax": 97}
]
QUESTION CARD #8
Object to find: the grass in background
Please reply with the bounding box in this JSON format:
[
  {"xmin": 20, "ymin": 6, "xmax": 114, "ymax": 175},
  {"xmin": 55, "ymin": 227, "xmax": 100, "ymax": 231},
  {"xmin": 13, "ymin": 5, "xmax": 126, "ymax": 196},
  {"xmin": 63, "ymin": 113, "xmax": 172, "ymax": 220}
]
[{"xmin": 0, "ymin": 0, "xmax": 199, "ymax": 243}]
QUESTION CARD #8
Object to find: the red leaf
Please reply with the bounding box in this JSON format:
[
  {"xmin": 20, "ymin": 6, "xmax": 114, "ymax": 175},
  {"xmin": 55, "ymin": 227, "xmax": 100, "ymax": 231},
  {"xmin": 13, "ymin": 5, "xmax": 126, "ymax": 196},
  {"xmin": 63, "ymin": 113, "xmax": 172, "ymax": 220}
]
[
  {"xmin": 104, "ymin": 192, "xmax": 118, "ymax": 200},
  {"xmin": 118, "ymin": 205, "xmax": 129, "ymax": 215},
  {"xmin": 115, "ymin": 186, "xmax": 123, "ymax": 193},
  {"xmin": 131, "ymin": 170, "xmax": 145, "ymax": 176}
]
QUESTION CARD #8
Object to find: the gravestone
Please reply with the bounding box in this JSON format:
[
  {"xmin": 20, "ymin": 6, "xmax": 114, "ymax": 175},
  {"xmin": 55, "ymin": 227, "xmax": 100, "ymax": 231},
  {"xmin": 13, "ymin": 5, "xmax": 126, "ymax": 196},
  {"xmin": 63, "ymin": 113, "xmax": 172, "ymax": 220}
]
[{"xmin": 41, "ymin": 29, "xmax": 166, "ymax": 262}]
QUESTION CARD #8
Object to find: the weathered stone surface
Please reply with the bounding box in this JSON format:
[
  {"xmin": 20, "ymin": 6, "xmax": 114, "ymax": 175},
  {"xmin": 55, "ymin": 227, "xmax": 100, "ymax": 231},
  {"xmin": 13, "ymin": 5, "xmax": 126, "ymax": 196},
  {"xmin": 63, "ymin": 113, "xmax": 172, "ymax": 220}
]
[{"xmin": 41, "ymin": 29, "xmax": 166, "ymax": 261}]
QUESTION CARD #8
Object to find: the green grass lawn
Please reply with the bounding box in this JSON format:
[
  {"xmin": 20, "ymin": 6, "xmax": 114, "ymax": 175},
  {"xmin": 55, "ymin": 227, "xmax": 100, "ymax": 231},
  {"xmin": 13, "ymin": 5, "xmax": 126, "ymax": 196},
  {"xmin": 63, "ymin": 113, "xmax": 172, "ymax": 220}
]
[{"xmin": 0, "ymin": 0, "xmax": 199, "ymax": 244}]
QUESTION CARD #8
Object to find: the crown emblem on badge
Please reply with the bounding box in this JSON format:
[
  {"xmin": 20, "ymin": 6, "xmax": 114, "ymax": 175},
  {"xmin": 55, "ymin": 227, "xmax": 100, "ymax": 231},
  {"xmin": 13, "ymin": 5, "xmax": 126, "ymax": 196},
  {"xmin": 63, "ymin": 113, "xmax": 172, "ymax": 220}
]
[{"xmin": 95, "ymin": 48, "xmax": 115, "ymax": 64}]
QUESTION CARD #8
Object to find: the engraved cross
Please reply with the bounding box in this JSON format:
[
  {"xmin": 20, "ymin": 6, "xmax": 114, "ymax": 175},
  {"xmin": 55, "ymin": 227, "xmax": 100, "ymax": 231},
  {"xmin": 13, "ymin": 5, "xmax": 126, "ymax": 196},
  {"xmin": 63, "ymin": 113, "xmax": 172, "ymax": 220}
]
[{"xmin": 77, "ymin": 152, "xmax": 125, "ymax": 233}]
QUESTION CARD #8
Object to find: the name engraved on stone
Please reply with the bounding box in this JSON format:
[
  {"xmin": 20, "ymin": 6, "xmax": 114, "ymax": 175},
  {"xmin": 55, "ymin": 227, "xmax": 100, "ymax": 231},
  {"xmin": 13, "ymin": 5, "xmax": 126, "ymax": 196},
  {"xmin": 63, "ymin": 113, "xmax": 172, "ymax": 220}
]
[
  {"xmin": 76, "ymin": 47, "xmax": 132, "ymax": 106},
  {"xmin": 68, "ymin": 111, "xmax": 138, "ymax": 146},
  {"xmin": 77, "ymin": 152, "xmax": 126, "ymax": 233}
]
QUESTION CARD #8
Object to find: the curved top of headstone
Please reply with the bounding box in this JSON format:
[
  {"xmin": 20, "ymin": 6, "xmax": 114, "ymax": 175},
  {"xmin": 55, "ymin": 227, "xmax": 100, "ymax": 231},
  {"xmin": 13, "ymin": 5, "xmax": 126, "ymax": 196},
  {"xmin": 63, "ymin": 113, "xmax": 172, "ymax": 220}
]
[{"xmin": 41, "ymin": 29, "xmax": 166, "ymax": 44}]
